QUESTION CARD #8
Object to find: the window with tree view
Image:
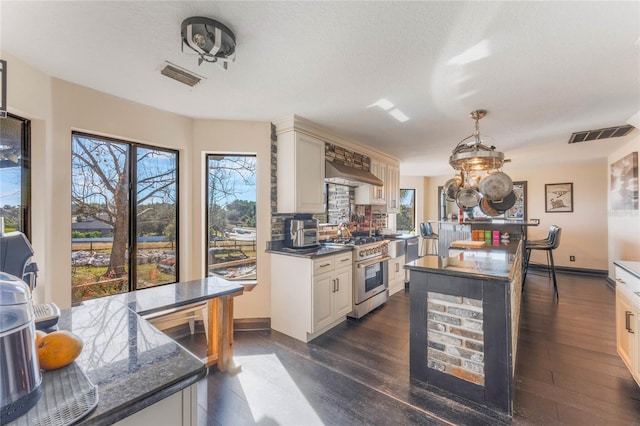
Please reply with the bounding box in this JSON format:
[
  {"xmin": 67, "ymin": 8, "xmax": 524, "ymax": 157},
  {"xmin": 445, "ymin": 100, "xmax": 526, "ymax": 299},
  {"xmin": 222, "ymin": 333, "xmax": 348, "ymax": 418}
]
[
  {"xmin": 206, "ymin": 155, "xmax": 256, "ymax": 281},
  {"xmin": 398, "ymin": 189, "xmax": 415, "ymax": 233},
  {"xmin": 0, "ymin": 114, "xmax": 30, "ymax": 238},
  {"xmin": 71, "ymin": 132, "xmax": 178, "ymax": 303}
]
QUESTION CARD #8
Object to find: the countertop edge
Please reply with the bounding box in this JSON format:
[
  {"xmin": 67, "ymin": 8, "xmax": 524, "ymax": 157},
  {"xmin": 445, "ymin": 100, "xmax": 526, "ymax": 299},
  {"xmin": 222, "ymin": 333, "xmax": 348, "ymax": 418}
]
[
  {"xmin": 614, "ymin": 260, "xmax": 640, "ymax": 280},
  {"xmin": 404, "ymin": 262, "xmax": 512, "ymax": 282},
  {"xmin": 85, "ymin": 367, "xmax": 207, "ymax": 426},
  {"xmin": 266, "ymin": 246, "xmax": 353, "ymax": 258},
  {"xmin": 136, "ymin": 286, "xmax": 244, "ymax": 317}
]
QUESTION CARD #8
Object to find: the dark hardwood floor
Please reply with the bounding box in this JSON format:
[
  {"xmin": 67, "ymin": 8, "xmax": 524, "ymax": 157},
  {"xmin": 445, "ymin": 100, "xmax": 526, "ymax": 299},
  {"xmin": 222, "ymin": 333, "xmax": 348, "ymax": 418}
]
[{"xmin": 173, "ymin": 272, "xmax": 640, "ymax": 425}]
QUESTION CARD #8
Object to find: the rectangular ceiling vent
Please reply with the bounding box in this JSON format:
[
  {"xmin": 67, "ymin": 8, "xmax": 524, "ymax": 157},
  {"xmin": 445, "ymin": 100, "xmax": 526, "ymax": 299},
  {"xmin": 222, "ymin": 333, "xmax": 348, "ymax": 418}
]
[
  {"xmin": 568, "ymin": 124, "xmax": 635, "ymax": 144},
  {"xmin": 160, "ymin": 62, "xmax": 205, "ymax": 87}
]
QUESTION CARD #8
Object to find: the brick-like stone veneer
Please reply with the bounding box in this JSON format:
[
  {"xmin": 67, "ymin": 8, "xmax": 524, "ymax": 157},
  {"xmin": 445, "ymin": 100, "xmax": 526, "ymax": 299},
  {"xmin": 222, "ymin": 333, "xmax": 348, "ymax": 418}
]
[
  {"xmin": 270, "ymin": 134, "xmax": 371, "ymax": 241},
  {"xmin": 426, "ymin": 291, "xmax": 485, "ymax": 386}
]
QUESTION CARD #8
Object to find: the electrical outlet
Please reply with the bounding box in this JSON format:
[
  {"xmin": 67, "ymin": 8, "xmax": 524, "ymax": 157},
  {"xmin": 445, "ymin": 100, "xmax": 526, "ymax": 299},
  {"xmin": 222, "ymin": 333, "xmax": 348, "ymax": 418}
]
[{"xmin": 570, "ymin": 255, "xmax": 575, "ymax": 262}]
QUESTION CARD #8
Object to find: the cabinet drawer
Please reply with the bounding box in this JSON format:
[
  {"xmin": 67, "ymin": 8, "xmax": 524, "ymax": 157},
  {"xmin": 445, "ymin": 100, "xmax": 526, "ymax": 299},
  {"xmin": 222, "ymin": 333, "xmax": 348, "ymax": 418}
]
[
  {"xmin": 314, "ymin": 257, "xmax": 335, "ymax": 275},
  {"xmin": 334, "ymin": 252, "xmax": 353, "ymax": 269},
  {"xmin": 616, "ymin": 268, "xmax": 639, "ymax": 289}
]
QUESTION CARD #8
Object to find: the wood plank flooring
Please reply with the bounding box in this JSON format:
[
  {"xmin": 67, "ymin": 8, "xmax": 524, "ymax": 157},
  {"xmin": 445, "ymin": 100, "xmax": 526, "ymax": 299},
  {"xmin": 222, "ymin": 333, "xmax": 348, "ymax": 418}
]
[{"xmin": 172, "ymin": 272, "xmax": 640, "ymax": 425}]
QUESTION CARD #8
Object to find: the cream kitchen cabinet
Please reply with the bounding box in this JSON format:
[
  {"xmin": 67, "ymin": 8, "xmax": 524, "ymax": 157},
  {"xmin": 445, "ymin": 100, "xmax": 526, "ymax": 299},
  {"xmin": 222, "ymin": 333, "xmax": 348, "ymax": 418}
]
[
  {"xmin": 277, "ymin": 131, "xmax": 326, "ymax": 213},
  {"xmin": 614, "ymin": 261, "xmax": 640, "ymax": 387},
  {"xmin": 388, "ymin": 254, "xmax": 405, "ymax": 296},
  {"xmin": 271, "ymin": 250, "xmax": 353, "ymax": 342},
  {"xmin": 386, "ymin": 164, "xmax": 400, "ymax": 213},
  {"xmin": 355, "ymin": 159, "xmax": 386, "ymax": 205}
]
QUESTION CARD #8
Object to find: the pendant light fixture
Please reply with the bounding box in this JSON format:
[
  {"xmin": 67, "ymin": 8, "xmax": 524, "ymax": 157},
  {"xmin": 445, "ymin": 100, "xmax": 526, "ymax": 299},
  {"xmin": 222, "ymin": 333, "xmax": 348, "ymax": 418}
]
[
  {"xmin": 447, "ymin": 110, "xmax": 515, "ymax": 215},
  {"xmin": 449, "ymin": 110, "xmax": 506, "ymax": 172}
]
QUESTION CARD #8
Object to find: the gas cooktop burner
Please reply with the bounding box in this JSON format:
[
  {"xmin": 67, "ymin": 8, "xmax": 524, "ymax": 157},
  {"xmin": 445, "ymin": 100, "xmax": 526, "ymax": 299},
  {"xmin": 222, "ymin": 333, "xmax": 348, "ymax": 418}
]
[{"xmin": 323, "ymin": 236, "xmax": 386, "ymax": 246}]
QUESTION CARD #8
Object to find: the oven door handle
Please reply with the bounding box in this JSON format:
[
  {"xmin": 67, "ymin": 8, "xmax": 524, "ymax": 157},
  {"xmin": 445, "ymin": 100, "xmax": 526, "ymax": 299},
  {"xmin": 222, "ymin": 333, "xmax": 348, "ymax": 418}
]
[{"xmin": 357, "ymin": 255, "xmax": 391, "ymax": 268}]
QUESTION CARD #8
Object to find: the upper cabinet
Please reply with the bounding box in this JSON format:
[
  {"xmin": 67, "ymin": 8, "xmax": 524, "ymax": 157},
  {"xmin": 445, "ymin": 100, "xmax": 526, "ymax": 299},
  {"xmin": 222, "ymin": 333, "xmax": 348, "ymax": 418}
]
[
  {"xmin": 355, "ymin": 159, "xmax": 386, "ymax": 205},
  {"xmin": 277, "ymin": 131, "xmax": 326, "ymax": 213},
  {"xmin": 386, "ymin": 164, "xmax": 400, "ymax": 213},
  {"xmin": 354, "ymin": 159, "xmax": 400, "ymax": 211}
]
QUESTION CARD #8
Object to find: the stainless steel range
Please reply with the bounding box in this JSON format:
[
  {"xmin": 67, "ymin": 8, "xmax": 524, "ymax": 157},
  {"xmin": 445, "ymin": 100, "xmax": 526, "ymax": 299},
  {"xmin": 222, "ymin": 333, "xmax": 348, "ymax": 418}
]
[{"xmin": 323, "ymin": 237, "xmax": 390, "ymax": 318}]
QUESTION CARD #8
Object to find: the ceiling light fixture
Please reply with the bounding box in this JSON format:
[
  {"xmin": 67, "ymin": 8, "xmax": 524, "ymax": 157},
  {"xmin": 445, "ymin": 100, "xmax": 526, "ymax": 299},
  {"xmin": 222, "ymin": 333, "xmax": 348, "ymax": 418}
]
[
  {"xmin": 181, "ymin": 17, "xmax": 236, "ymax": 69},
  {"xmin": 447, "ymin": 110, "xmax": 515, "ymax": 215},
  {"xmin": 449, "ymin": 110, "xmax": 506, "ymax": 172}
]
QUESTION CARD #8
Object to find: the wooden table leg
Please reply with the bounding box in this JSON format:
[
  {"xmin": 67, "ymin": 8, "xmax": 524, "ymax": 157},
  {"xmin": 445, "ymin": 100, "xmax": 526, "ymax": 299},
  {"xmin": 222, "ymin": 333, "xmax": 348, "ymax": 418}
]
[
  {"xmin": 205, "ymin": 295, "xmax": 236, "ymax": 371},
  {"xmin": 216, "ymin": 295, "xmax": 234, "ymax": 371}
]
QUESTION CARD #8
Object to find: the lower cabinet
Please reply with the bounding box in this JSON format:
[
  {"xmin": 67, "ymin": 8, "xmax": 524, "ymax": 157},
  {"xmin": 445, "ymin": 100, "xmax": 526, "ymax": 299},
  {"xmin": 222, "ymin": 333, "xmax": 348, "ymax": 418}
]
[
  {"xmin": 271, "ymin": 251, "xmax": 353, "ymax": 342},
  {"xmin": 114, "ymin": 384, "xmax": 197, "ymax": 425},
  {"xmin": 388, "ymin": 255, "xmax": 405, "ymax": 296},
  {"xmin": 615, "ymin": 265, "xmax": 640, "ymax": 386}
]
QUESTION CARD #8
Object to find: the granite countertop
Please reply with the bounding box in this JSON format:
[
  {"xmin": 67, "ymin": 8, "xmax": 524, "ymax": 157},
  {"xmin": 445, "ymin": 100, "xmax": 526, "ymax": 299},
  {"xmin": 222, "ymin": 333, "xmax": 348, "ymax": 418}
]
[
  {"xmin": 266, "ymin": 244, "xmax": 354, "ymax": 258},
  {"xmin": 86, "ymin": 275, "xmax": 244, "ymax": 316},
  {"xmin": 405, "ymin": 240, "xmax": 521, "ymax": 281},
  {"xmin": 614, "ymin": 260, "xmax": 640, "ymax": 280},
  {"xmin": 27, "ymin": 276, "xmax": 245, "ymax": 425},
  {"xmin": 58, "ymin": 297, "xmax": 207, "ymax": 425}
]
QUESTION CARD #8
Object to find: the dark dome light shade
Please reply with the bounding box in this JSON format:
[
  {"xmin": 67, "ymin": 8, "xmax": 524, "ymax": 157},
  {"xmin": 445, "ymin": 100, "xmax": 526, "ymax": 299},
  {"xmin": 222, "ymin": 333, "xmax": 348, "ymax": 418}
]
[{"xmin": 181, "ymin": 17, "xmax": 236, "ymax": 68}]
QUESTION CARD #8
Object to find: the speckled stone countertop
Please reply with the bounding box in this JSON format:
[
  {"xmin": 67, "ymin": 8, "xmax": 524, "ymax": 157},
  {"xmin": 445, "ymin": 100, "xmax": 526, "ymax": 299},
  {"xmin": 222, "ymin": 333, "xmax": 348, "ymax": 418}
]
[
  {"xmin": 86, "ymin": 275, "xmax": 245, "ymax": 316},
  {"xmin": 405, "ymin": 240, "xmax": 521, "ymax": 281},
  {"xmin": 614, "ymin": 260, "xmax": 640, "ymax": 280},
  {"xmin": 48, "ymin": 276, "xmax": 244, "ymax": 425},
  {"xmin": 266, "ymin": 244, "xmax": 353, "ymax": 258}
]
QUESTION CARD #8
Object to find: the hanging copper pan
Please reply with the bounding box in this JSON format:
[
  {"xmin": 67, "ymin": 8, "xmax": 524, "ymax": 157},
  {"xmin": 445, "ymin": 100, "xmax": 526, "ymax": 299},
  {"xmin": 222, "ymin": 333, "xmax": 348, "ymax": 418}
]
[
  {"xmin": 444, "ymin": 176, "xmax": 462, "ymax": 201},
  {"xmin": 480, "ymin": 197, "xmax": 501, "ymax": 217},
  {"xmin": 487, "ymin": 190, "xmax": 517, "ymax": 212},
  {"xmin": 456, "ymin": 188, "xmax": 481, "ymax": 210},
  {"xmin": 479, "ymin": 171, "xmax": 513, "ymax": 201}
]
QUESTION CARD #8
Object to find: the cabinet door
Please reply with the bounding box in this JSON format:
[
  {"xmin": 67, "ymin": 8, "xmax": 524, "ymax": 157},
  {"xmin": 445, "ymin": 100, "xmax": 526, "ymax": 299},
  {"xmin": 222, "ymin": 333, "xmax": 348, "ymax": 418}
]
[
  {"xmin": 389, "ymin": 257, "xmax": 404, "ymax": 282},
  {"xmin": 373, "ymin": 160, "xmax": 386, "ymax": 203},
  {"xmin": 312, "ymin": 272, "xmax": 335, "ymax": 332},
  {"xmin": 616, "ymin": 291, "xmax": 635, "ymax": 373},
  {"xmin": 295, "ymin": 133, "xmax": 326, "ymax": 212},
  {"xmin": 386, "ymin": 164, "xmax": 400, "ymax": 213},
  {"xmin": 333, "ymin": 266, "xmax": 353, "ymax": 318}
]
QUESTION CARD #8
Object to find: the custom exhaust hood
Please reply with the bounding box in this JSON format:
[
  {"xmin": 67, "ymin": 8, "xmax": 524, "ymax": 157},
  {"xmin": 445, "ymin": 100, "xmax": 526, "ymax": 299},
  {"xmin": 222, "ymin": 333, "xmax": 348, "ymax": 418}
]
[{"xmin": 324, "ymin": 160, "xmax": 383, "ymax": 187}]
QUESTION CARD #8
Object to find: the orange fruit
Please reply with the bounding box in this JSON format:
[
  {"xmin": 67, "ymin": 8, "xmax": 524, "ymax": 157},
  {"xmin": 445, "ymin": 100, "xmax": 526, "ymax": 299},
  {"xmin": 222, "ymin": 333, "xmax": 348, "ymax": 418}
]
[{"xmin": 37, "ymin": 330, "xmax": 83, "ymax": 370}]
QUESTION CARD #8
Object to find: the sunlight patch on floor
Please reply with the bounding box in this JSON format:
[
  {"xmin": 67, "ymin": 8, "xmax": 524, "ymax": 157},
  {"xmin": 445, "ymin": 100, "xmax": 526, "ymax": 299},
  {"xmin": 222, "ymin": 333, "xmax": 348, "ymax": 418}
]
[{"xmin": 235, "ymin": 353, "xmax": 324, "ymax": 425}]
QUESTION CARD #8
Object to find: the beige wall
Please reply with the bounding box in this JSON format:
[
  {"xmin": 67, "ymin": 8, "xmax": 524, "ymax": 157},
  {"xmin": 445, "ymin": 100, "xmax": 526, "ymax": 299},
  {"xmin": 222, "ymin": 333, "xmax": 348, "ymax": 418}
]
[
  {"xmin": 5, "ymin": 53, "xmax": 271, "ymax": 317},
  {"xmin": 423, "ymin": 160, "xmax": 612, "ymax": 271},
  {"xmin": 608, "ymin": 136, "xmax": 640, "ymax": 278},
  {"xmin": 191, "ymin": 120, "xmax": 272, "ymax": 319},
  {"xmin": 2, "ymin": 52, "xmax": 53, "ymax": 305},
  {"xmin": 399, "ymin": 175, "xmax": 427, "ymax": 231}
]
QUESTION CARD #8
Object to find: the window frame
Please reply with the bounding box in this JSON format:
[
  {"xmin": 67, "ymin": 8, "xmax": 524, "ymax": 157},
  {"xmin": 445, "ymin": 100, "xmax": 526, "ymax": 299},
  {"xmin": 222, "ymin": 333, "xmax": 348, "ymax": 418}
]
[
  {"xmin": 398, "ymin": 188, "xmax": 416, "ymax": 232},
  {"xmin": 204, "ymin": 153, "xmax": 257, "ymax": 281},
  {"xmin": 71, "ymin": 131, "xmax": 179, "ymax": 296},
  {"xmin": 0, "ymin": 113, "xmax": 31, "ymax": 238}
]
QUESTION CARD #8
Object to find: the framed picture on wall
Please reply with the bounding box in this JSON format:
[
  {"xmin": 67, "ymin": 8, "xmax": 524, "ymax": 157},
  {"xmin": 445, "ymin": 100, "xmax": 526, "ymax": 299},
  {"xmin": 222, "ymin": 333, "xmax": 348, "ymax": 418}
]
[
  {"xmin": 545, "ymin": 183, "xmax": 573, "ymax": 213},
  {"xmin": 610, "ymin": 151, "xmax": 639, "ymax": 211},
  {"xmin": 505, "ymin": 181, "xmax": 527, "ymax": 219}
]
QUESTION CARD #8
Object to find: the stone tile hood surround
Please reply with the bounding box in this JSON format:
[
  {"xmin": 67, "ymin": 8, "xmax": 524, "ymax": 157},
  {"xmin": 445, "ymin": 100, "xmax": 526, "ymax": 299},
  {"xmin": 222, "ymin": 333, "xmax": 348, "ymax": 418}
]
[{"xmin": 324, "ymin": 160, "xmax": 383, "ymax": 187}]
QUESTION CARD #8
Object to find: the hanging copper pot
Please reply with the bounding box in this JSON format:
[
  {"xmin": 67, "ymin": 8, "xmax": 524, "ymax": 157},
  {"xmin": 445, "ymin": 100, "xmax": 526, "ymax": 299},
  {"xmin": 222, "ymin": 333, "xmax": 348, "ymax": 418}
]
[
  {"xmin": 456, "ymin": 188, "xmax": 481, "ymax": 210},
  {"xmin": 479, "ymin": 171, "xmax": 513, "ymax": 201},
  {"xmin": 487, "ymin": 190, "xmax": 517, "ymax": 212},
  {"xmin": 444, "ymin": 176, "xmax": 462, "ymax": 201},
  {"xmin": 479, "ymin": 197, "xmax": 501, "ymax": 216}
]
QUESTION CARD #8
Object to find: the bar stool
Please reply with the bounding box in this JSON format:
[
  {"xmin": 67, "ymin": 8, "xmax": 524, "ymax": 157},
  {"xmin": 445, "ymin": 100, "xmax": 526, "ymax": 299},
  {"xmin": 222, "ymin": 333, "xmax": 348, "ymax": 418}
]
[
  {"xmin": 522, "ymin": 225, "xmax": 561, "ymax": 299},
  {"xmin": 420, "ymin": 222, "xmax": 439, "ymax": 256}
]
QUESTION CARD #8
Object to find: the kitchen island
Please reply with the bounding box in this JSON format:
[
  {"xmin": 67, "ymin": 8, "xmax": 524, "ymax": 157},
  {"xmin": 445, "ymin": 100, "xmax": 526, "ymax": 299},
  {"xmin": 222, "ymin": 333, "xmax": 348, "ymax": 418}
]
[
  {"xmin": 405, "ymin": 240, "xmax": 522, "ymax": 418},
  {"xmin": 11, "ymin": 277, "xmax": 243, "ymax": 426}
]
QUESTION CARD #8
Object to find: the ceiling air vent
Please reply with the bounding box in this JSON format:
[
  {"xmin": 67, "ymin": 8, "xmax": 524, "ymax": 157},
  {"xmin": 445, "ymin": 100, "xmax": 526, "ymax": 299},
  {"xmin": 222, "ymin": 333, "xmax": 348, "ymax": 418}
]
[
  {"xmin": 159, "ymin": 62, "xmax": 205, "ymax": 87},
  {"xmin": 568, "ymin": 124, "xmax": 635, "ymax": 144}
]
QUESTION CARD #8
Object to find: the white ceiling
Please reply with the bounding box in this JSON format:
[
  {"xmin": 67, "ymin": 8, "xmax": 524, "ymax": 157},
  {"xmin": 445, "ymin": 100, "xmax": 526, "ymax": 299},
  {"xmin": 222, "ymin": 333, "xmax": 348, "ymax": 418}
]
[{"xmin": 1, "ymin": 1, "xmax": 639, "ymax": 176}]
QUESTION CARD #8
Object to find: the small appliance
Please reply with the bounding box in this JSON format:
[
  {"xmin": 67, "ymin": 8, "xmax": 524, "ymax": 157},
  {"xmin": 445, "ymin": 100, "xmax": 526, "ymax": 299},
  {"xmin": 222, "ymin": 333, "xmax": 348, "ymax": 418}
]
[
  {"xmin": 0, "ymin": 272, "xmax": 42, "ymax": 424},
  {"xmin": 284, "ymin": 215, "xmax": 319, "ymax": 249}
]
